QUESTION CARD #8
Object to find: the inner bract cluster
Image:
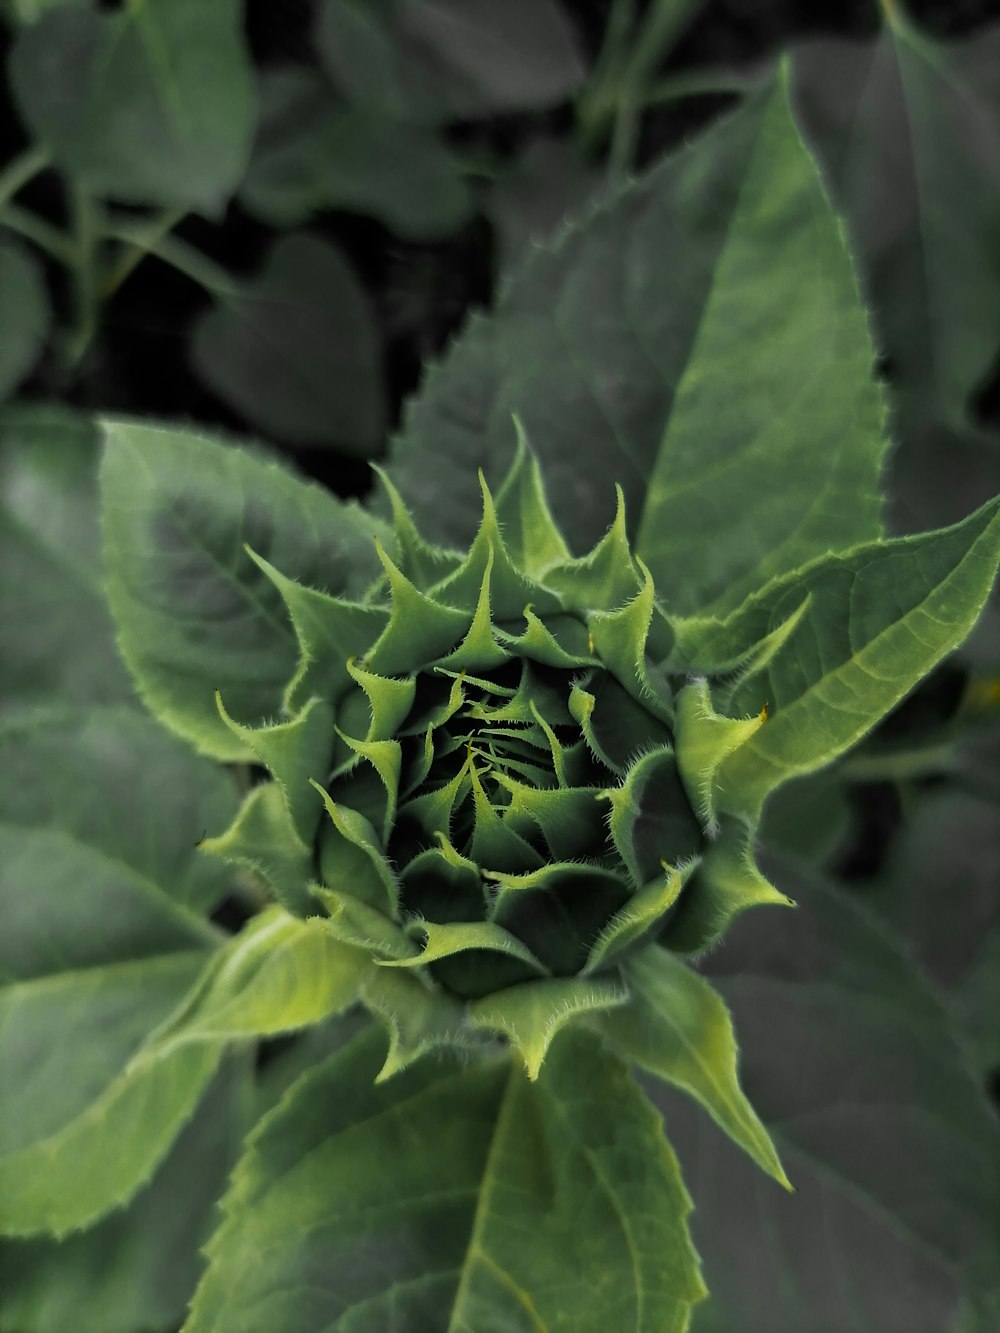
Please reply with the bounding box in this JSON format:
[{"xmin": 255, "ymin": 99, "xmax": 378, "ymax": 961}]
[{"xmin": 209, "ymin": 436, "xmax": 784, "ymax": 1074}]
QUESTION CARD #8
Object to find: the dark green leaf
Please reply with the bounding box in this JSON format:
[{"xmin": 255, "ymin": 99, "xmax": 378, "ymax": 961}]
[
  {"xmin": 9, "ymin": 0, "xmax": 254, "ymax": 212},
  {"xmin": 190, "ymin": 233, "xmax": 385, "ymax": 451},
  {"xmin": 0, "ymin": 405, "xmax": 133, "ymax": 712},
  {"xmin": 317, "ymin": 0, "xmax": 585, "ymax": 125},
  {"xmin": 101, "ymin": 419, "xmax": 386, "ymax": 758},
  {"xmin": 0, "ymin": 705, "xmax": 237, "ymax": 926},
  {"xmin": 658, "ymin": 860, "xmax": 1000, "ymax": 1331},
  {"xmin": 0, "ymin": 705, "xmax": 237, "ymax": 1237},
  {"xmin": 387, "ymin": 70, "xmax": 888, "ymax": 616},
  {"xmin": 868, "ymin": 787, "xmax": 1000, "ymax": 1073},
  {"xmin": 0, "ymin": 1066, "xmax": 241, "ymax": 1333},
  {"xmin": 0, "ymin": 238, "xmax": 49, "ymax": 401},
  {"xmin": 793, "ymin": 14, "xmax": 1000, "ymax": 445},
  {"xmin": 186, "ymin": 1027, "xmax": 704, "ymax": 1331},
  {"xmin": 487, "ymin": 137, "xmax": 599, "ymax": 272},
  {"xmin": 669, "ymin": 498, "xmax": 1000, "ymax": 816},
  {"xmin": 240, "ymin": 69, "xmax": 475, "ymax": 240}
]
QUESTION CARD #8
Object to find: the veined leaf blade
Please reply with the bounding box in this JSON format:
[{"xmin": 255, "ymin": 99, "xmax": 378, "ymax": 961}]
[
  {"xmin": 185, "ymin": 1027, "xmax": 704, "ymax": 1331},
  {"xmin": 387, "ymin": 68, "xmax": 888, "ymax": 617},
  {"xmin": 100, "ymin": 419, "xmax": 385, "ymax": 759}
]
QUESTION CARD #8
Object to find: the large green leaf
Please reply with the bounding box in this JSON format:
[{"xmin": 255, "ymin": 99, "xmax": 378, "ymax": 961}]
[
  {"xmin": 793, "ymin": 12, "xmax": 1000, "ymax": 446},
  {"xmin": 0, "ymin": 706, "xmax": 237, "ymax": 924},
  {"xmin": 386, "ymin": 68, "xmax": 888, "ymax": 616},
  {"xmin": 190, "ymin": 233, "xmax": 386, "ymax": 453},
  {"xmin": 317, "ymin": 0, "xmax": 585, "ymax": 126},
  {"xmin": 0, "ymin": 950, "xmax": 219, "ymax": 1238},
  {"xmin": 0, "ymin": 238, "xmax": 49, "ymax": 402},
  {"xmin": 8, "ymin": 0, "xmax": 254, "ymax": 212},
  {"xmin": 866, "ymin": 786, "xmax": 1000, "ymax": 1073},
  {"xmin": 101, "ymin": 419, "xmax": 386, "ymax": 759},
  {"xmin": 668, "ymin": 497, "xmax": 1000, "ymax": 816},
  {"xmin": 0, "ymin": 1066, "xmax": 241, "ymax": 1333},
  {"xmin": 0, "ymin": 902, "xmax": 364, "ymax": 1237},
  {"xmin": 0, "ymin": 706, "xmax": 236, "ymax": 1238},
  {"xmin": 185, "ymin": 1026, "xmax": 705, "ymax": 1331},
  {"xmin": 656, "ymin": 860, "xmax": 1000, "ymax": 1332},
  {"xmin": 0, "ymin": 405, "xmax": 133, "ymax": 712},
  {"xmin": 240, "ymin": 69, "xmax": 475, "ymax": 241},
  {"xmin": 487, "ymin": 137, "xmax": 599, "ymax": 273}
]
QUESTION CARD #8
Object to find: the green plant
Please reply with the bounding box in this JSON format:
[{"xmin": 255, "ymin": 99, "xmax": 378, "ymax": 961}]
[{"xmin": 3, "ymin": 6, "xmax": 1000, "ymax": 1331}]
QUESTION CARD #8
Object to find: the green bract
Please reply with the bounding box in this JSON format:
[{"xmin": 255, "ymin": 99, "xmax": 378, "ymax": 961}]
[{"xmin": 201, "ymin": 434, "xmax": 789, "ymax": 1083}]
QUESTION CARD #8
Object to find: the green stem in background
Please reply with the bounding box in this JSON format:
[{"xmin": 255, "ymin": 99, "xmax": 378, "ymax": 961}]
[
  {"xmin": 0, "ymin": 201, "xmax": 75, "ymax": 265},
  {"xmin": 0, "ymin": 144, "xmax": 50, "ymax": 210},
  {"xmin": 101, "ymin": 206, "xmax": 187, "ymax": 298},
  {"xmin": 879, "ymin": 0, "xmax": 899, "ymax": 24},
  {"xmin": 576, "ymin": 0, "xmax": 638, "ymax": 151},
  {"xmin": 607, "ymin": 0, "xmax": 705, "ymax": 179},
  {"xmin": 65, "ymin": 183, "xmax": 103, "ymax": 367},
  {"xmin": 101, "ymin": 219, "xmax": 237, "ymax": 297},
  {"xmin": 645, "ymin": 65, "xmax": 766, "ymax": 105}
]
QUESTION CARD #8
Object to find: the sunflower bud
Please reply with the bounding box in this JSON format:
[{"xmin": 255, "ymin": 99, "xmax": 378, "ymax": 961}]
[{"xmin": 204, "ymin": 429, "xmax": 790, "ymax": 1078}]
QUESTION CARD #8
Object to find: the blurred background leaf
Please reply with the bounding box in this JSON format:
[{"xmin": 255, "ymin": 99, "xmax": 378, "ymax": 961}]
[
  {"xmin": 792, "ymin": 7, "xmax": 1000, "ymax": 532},
  {"xmin": 190, "ymin": 232, "xmax": 385, "ymax": 451},
  {"xmin": 0, "ymin": 404, "xmax": 133, "ymax": 713},
  {"xmin": 316, "ymin": 0, "xmax": 586, "ymax": 125},
  {"xmin": 0, "ymin": 1064, "xmax": 243, "ymax": 1333},
  {"xmin": 8, "ymin": 0, "xmax": 255, "ymax": 214},
  {"xmin": 863, "ymin": 784, "xmax": 1000, "ymax": 1074},
  {"xmin": 240, "ymin": 69, "xmax": 475, "ymax": 241},
  {"xmin": 656, "ymin": 858, "xmax": 1000, "ymax": 1332},
  {"xmin": 486, "ymin": 137, "xmax": 599, "ymax": 274}
]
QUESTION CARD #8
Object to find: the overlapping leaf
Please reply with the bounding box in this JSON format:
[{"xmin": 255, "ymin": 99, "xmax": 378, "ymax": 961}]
[
  {"xmin": 240, "ymin": 69, "xmax": 474, "ymax": 241},
  {"xmin": 0, "ymin": 1068, "xmax": 241, "ymax": 1333},
  {"xmin": 190, "ymin": 234, "xmax": 385, "ymax": 453},
  {"xmin": 668, "ymin": 497, "xmax": 1000, "ymax": 815},
  {"xmin": 0, "ymin": 406, "xmax": 133, "ymax": 712},
  {"xmin": 0, "ymin": 706, "xmax": 364, "ymax": 1240},
  {"xmin": 866, "ymin": 786, "xmax": 1000, "ymax": 1073},
  {"xmin": 657, "ymin": 860, "xmax": 1000, "ymax": 1331},
  {"xmin": 386, "ymin": 69, "xmax": 888, "ymax": 617},
  {"xmin": 101, "ymin": 420, "xmax": 387, "ymax": 759},
  {"xmin": 317, "ymin": 0, "xmax": 585, "ymax": 125},
  {"xmin": 185, "ymin": 1027, "xmax": 705, "ymax": 1332},
  {"xmin": 793, "ymin": 10, "xmax": 1000, "ymax": 447},
  {"xmin": 9, "ymin": 0, "xmax": 254, "ymax": 212},
  {"xmin": 0, "ymin": 707, "xmax": 232, "ymax": 1237}
]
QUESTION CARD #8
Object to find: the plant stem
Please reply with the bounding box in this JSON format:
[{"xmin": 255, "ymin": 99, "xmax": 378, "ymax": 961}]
[
  {"xmin": 0, "ymin": 144, "xmax": 50, "ymax": 210},
  {"xmin": 0, "ymin": 202, "xmax": 76, "ymax": 265},
  {"xmin": 879, "ymin": 0, "xmax": 898, "ymax": 24},
  {"xmin": 645, "ymin": 65, "xmax": 764, "ymax": 105},
  {"xmin": 101, "ymin": 205, "xmax": 186, "ymax": 298},
  {"xmin": 101, "ymin": 219, "xmax": 237, "ymax": 297},
  {"xmin": 607, "ymin": 0, "xmax": 704, "ymax": 179},
  {"xmin": 65, "ymin": 183, "xmax": 102, "ymax": 367},
  {"xmin": 576, "ymin": 0, "xmax": 638, "ymax": 150}
]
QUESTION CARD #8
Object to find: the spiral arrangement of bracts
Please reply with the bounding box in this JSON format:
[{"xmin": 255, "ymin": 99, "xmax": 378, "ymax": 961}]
[{"xmin": 205, "ymin": 429, "xmax": 791, "ymax": 1078}]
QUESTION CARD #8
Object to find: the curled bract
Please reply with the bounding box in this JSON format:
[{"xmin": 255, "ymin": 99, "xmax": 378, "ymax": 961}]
[{"xmin": 203, "ymin": 429, "xmax": 791, "ymax": 1080}]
